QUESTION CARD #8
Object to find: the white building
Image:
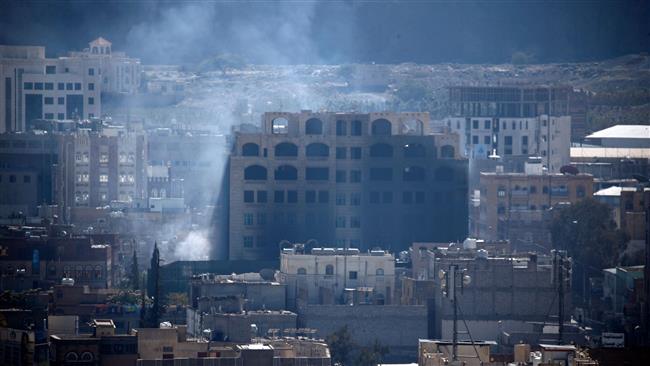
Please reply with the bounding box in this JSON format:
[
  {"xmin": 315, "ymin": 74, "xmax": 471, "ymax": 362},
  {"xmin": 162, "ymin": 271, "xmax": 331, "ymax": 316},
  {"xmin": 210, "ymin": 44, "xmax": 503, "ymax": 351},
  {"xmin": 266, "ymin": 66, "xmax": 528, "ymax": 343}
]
[
  {"xmin": 584, "ymin": 125, "xmax": 650, "ymax": 148},
  {"xmin": 278, "ymin": 246, "xmax": 396, "ymax": 308},
  {"xmin": 436, "ymin": 115, "xmax": 571, "ymax": 172}
]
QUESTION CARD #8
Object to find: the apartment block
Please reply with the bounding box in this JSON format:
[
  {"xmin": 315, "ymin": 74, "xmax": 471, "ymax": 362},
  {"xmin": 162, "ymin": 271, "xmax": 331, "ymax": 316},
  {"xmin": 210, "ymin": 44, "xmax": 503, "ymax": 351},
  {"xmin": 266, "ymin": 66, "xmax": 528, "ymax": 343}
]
[{"xmin": 229, "ymin": 111, "xmax": 468, "ymax": 260}]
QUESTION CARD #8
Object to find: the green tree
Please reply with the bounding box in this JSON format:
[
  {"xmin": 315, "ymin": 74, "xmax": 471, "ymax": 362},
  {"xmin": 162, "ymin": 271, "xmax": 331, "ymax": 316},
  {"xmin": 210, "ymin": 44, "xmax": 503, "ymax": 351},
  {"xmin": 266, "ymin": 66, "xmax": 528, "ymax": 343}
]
[
  {"xmin": 326, "ymin": 325, "xmax": 355, "ymax": 365},
  {"xmin": 354, "ymin": 340, "xmax": 389, "ymax": 366},
  {"xmin": 166, "ymin": 292, "xmax": 189, "ymax": 307},
  {"xmin": 145, "ymin": 242, "xmax": 163, "ymax": 327}
]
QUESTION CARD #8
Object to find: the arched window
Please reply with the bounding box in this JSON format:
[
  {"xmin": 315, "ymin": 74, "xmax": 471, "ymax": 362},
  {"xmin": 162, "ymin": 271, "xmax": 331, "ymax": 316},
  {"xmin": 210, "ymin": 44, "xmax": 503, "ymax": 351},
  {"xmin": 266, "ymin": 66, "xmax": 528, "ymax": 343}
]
[
  {"xmin": 401, "ymin": 119, "xmax": 423, "ymax": 135},
  {"xmin": 306, "ymin": 143, "xmax": 329, "ymax": 158},
  {"xmin": 65, "ymin": 352, "xmax": 79, "ymax": 361},
  {"xmin": 403, "ymin": 143, "xmax": 426, "ymax": 158},
  {"xmin": 325, "ymin": 264, "xmax": 334, "ymax": 275},
  {"xmin": 370, "ymin": 143, "xmax": 393, "ymax": 158},
  {"xmin": 336, "ymin": 120, "xmax": 347, "ymax": 136},
  {"xmin": 275, "ymin": 165, "xmax": 298, "ymax": 180},
  {"xmin": 297, "ymin": 268, "xmax": 307, "ymax": 275},
  {"xmin": 376, "ymin": 268, "xmax": 384, "ymax": 276},
  {"xmin": 150, "ymin": 188, "xmax": 158, "ymax": 198},
  {"xmin": 305, "ymin": 118, "xmax": 323, "ymax": 135},
  {"xmin": 272, "ymin": 117, "xmax": 289, "ymax": 134},
  {"xmin": 434, "ymin": 166, "xmax": 453, "ymax": 181},
  {"xmin": 80, "ymin": 352, "xmax": 94, "ymax": 361},
  {"xmin": 403, "ymin": 166, "xmax": 426, "ymax": 181},
  {"xmin": 244, "ymin": 165, "xmax": 267, "ymax": 180},
  {"xmin": 440, "ymin": 145, "xmax": 455, "ymax": 158},
  {"xmin": 242, "ymin": 143, "xmax": 260, "ymax": 156},
  {"xmin": 275, "ymin": 142, "xmax": 298, "ymax": 157},
  {"xmin": 94, "ymin": 265, "xmax": 102, "ymax": 279},
  {"xmin": 371, "ymin": 119, "xmax": 392, "ymax": 136}
]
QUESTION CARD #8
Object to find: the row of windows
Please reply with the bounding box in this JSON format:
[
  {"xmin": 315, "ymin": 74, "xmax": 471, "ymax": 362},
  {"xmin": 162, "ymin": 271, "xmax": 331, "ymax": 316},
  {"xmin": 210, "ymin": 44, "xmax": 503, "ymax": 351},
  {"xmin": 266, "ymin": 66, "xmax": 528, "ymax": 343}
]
[
  {"xmin": 0, "ymin": 140, "xmax": 57, "ymax": 149},
  {"xmin": 24, "ymin": 82, "xmax": 89, "ymax": 91},
  {"xmin": 244, "ymin": 165, "xmax": 455, "ymax": 182},
  {"xmin": 294, "ymin": 266, "xmax": 384, "ymax": 277},
  {"xmin": 244, "ymin": 189, "xmax": 440, "ymax": 206},
  {"xmin": 0, "ymin": 174, "xmax": 31, "ymax": 183},
  {"xmin": 495, "ymin": 184, "xmax": 586, "ymax": 197},
  {"xmin": 271, "ymin": 117, "xmax": 423, "ymax": 136},
  {"xmin": 242, "ymin": 142, "xmax": 455, "ymax": 159}
]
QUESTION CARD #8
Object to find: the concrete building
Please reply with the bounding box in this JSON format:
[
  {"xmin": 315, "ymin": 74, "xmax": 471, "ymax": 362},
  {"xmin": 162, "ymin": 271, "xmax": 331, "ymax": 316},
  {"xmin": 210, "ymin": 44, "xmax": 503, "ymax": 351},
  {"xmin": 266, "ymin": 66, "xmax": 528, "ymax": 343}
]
[
  {"xmin": 67, "ymin": 37, "xmax": 141, "ymax": 95},
  {"xmin": 585, "ymin": 125, "xmax": 650, "ymax": 148},
  {"xmin": 0, "ymin": 44, "xmax": 102, "ymax": 132},
  {"xmin": 0, "ymin": 309, "xmax": 49, "ymax": 366},
  {"xmin": 189, "ymin": 273, "xmax": 286, "ymax": 311},
  {"xmin": 472, "ymin": 160, "xmax": 593, "ymax": 246},
  {"xmin": 229, "ymin": 111, "xmax": 468, "ymax": 260},
  {"xmin": 439, "ymin": 114, "xmax": 571, "ymax": 173},
  {"xmin": 134, "ymin": 325, "xmax": 209, "ymax": 360},
  {"xmin": 571, "ymin": 146, "xmax": 650, "ymax": 182},
  {"xmin": 186, "ymin": 307, "xmax": 297, "ymax": 342},
  {"xmin": 278, "ymin": 245, "xmax": 396, "ymax": 308},
  {"xmin": 418, "ymin": 339, "xmax": 495, "ymax": 366}
]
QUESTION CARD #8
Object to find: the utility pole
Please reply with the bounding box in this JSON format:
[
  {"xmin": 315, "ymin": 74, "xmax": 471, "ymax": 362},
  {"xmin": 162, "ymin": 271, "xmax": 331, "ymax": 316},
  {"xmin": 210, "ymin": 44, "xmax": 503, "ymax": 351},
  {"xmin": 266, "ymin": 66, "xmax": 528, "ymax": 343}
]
[
  {"xmin": 553, "ymin": 250, "xmax": 566, "ymax": 344},
  {"xmin": 440, "ymin": 264, "xmax": 471, "ymax": 363}
]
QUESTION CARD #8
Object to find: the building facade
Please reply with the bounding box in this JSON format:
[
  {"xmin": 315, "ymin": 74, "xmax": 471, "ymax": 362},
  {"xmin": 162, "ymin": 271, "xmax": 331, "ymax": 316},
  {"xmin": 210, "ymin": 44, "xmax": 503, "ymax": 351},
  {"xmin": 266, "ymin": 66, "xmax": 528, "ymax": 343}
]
[
  {"xmin": 473, "ymin": 161, "xmax": 593, "ymax": 245},
  {"xmin": 229, "ymin": 111, "xmax": 468, "ymax": 260}
]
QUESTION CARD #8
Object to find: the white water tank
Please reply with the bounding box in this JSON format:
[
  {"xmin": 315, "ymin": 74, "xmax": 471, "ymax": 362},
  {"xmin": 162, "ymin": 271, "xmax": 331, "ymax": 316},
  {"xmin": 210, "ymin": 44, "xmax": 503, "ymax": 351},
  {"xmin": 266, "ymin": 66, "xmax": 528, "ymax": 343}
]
[{"xmin": 463, "ymin": 238, "xmax": 477, "ymax": 250}]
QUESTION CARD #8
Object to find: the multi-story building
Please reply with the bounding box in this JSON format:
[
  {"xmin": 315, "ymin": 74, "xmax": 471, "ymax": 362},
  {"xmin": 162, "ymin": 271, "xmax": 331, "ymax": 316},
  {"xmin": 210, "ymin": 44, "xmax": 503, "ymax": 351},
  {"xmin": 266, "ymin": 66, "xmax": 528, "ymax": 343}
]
[
  {"xmin": 229, "ymin": 111, "xmax": 468, "ymax": 260},
  {"xmin": 58, "ymin": 126, "xmax": 147, "ymax": 211},
  {"xmin": 0, "ymin": 44, "xmax": 102, "ymax": 132},
  {"xmin": 278, "ymin": 244, "xmax": 396, "ymax": 308},
  {"xmin": 67, "ymin": 37, "xmax": 141, "ymax": 95},
  {"xmin": 473, "ymin": 160, "xmax": 593, "ymax": 246},
  {"xmin": 1, "ymin": 38, "xmax": 140, "ymax": 133},
  {"xmin": 440, "ymin": 115, "xmax": 571, "ymax": 173}
]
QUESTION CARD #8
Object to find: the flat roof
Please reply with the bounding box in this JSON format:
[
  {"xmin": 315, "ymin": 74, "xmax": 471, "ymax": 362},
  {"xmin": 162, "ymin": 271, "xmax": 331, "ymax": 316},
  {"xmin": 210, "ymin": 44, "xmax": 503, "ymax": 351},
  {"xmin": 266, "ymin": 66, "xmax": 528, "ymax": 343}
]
[
  {"xmin": 586, "ymin": 125, "xmax": 650, "ymax": 140},
  {"xmin": 539, "ymin": 344, "xmax": 577, "ymax": 351},
  {"xmin": 571, "ymin": 146, "xmax": 650, "ymax": 159}
]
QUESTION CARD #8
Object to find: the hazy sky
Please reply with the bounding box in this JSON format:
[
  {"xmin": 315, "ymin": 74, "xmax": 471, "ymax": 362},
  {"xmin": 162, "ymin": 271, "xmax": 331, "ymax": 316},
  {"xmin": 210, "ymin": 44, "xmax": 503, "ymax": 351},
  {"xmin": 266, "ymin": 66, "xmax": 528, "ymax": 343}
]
[{"xmin": 1, "ymin": 0, "xmax": 648, "ymax": 65}]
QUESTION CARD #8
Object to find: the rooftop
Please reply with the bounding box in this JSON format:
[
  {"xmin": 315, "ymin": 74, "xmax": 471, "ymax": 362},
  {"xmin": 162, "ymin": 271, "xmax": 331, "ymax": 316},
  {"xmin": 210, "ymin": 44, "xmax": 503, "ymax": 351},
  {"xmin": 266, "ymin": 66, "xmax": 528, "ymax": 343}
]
[
  {"xmin": 586, "ymin": 125, "xmax": 650, "ymax": 140},
  {"xmin": 571, "ymin": 146, "xmax": 650, "ymax": 159}
]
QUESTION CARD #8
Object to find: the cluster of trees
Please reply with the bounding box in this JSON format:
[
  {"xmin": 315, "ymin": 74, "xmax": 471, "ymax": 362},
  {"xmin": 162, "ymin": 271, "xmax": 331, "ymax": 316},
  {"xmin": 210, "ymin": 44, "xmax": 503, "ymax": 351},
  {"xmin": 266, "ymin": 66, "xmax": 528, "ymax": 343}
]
[{"xmin": 326, "ymin": 326, "xmax": 389, "ymax": 366}]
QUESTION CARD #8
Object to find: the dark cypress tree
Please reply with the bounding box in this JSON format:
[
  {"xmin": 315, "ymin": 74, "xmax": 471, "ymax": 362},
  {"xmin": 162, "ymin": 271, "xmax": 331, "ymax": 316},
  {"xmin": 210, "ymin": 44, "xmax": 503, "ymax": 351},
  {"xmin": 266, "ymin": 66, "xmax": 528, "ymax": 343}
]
[
  {"xmin": 139, "ymin": 274, "xmax": 146, "ymax": 328},
  {"xmin": 146, "ymin": 242, "xmax": 161, "ymax": 327},
  {"xmin": 131, "ymin": 246, "xmax": 139, "ymax": 291}
]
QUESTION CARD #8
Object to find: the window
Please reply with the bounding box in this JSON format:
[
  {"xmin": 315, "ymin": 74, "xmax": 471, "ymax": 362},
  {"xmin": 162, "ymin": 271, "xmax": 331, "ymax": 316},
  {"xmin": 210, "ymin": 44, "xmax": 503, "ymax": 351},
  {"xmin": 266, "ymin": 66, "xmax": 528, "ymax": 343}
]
[
  {"xmin": 403, "ymin": 143, "xmax": 425, "ymax": 158},
  {"xmin": 44, "ymin": 97, "xmax": 54, "ymax": 105},
  {"xmin": 274, "ymin": 190, "xmax": 285, "ymax": 203},
  {"xmin": 35, "ymin": 82, "xmax": 43, "ymax": 90},
  {"xmin": 336, "ymin": 216, "xmax": 346, "ymax": 228},
  {"xmin": 305, "ymin": 118, "xmax": 323, "ymax": 134},
  {"xmin": 497, "ymin": 205, "xmax": 506, "ymax": 214},
  {"xmin": 66, "ymin": 83, "xmax": 73, "ymax": 90},
  {"xmin": 325, "ymin": 264, "xmax": 334, "ymax": 275},
  {"xmin": 88, "ymin": 97, "xmax": 94, "ymax": 105},
  {"xmin": 403, "ymin": 166, "xmax": 426, "ymax": 181},
  {"xmin": 472, "ymin": 120, "xmax": 479, "ymax": 129},
  {"xmin": 306, "ymin": 143, "xmax": 329, "ymax": 157},
  {"xmin": 243, "ymin": 236, "xmax": 254, "ymax": 248},
  {"xmin": 306, "ymin": 167, "xmax": 329, "ymax": 181},
  {"xmin": 336, "ymin": 170, "xmax": 347, "ymax": 183},
  {"xmin": 44, "ymin": 113, "xmax": 54, "ymax": 119},
  {"xmin": 241, "ymin": 143, "xmax": 260, "ymax": 156},
  {"xmin": 403, "ymin": 191, "xmax": 413, "ymax": 204},
  {"xmin": 24, "ymin": 82, "xmax": 33, "ymax": 90},
  {"xmin": 349, "ymin": 271, "xmax": 358, "ymax": 280},
  {"xmin": 58, "ymin": 97, "xmax": 64, "ymax": 105},
  {"xmin": 350, "ymin": 170, "xmax": 361, "ymax": 183},
  {"xmin": 287, "ymin": 190, "xmax": 298, "ymax": 203},
  {"xmin": 336, "ymin": 193, "xmax": 346, "ymax": 205},
  {"xmin": 305, "ymin": 190, "xmax": 316, "ymax": 203},
  {"xmin": 383, "ymin": 191, "xmax": 393, "ymax": 203},
  {"xmin": 257, "ymin": 213, "xmax": 266, "ymax": 225},
  {"xmin": 244, "ymin": 190, "xmax": 254, "ymax": 203},
  {"xmin": 244, "ymin": 213, "xmax": 254, "ymax": 225},
  {"xmin": 272, "ymin": 117, "xmax": 289, "ymax": 134},
  {"xmin": 576, "ymin": 185, "xmax": 586, "ymax": 198},
  {"xmin": 45, "ymin": 82, "xmax": 53, "ymax": 90},
  {"xmin": 350, "ymin": 216, "xmax": 361, "ymax": 228},
  {"xmin": 275, "ymin": 165, "xmax": 298, "ymax": 180},
  {"xmin": 23, "ymin": 175, "xmax": 31, "ymax": 183},
  {"xmin": 257, "ymin": 190, "xmax": 267, "ymax": 203},
  {"xmin": 351, "ymin": 120, "xmax": 362, "ymax": 136},
  {"xmin": 484, "ymin": 136, "xmax": 491, "ymax": 145},
  {"xmin": 370, "ymin": 143, "xmax": 393, "ymax": 158},
  {"xmin": 350, "ymin": 147, "xmax": 362, "ymax": 159},
  {"xmin": 74, "ymin": 83, "xmax": 81, "ymax": 90},
  {"xmin": 370, "ymin": 191, "xmax": 380, "ymax": 204},
  {"xmin": 88, "ymin": 83, "xmax": 95, "ymax": 91},
  {"xmin": 297, "ymin": 268, "xmax": 307, "ymax": 275},
  {"xmin": 57, "ymin": 82, "xmax": 64, "ymax": 90},
  {"xmin": 484, "ymin": 120, "xmax": 491, "ymax": 129},
  {"xmin": 336, "ymin": 120, "xmax": 347, "ymax": 136},
  {"xmin": 370, "ymin": 168, "xmax": 392, "ymax": 181},
  {"xmin": 371, "ymin": 119, "xmax": 392, "ymax": 135},
  {"xmin": 504, "ymin": 136, "xmax": 513, "ymax": 145},
  {"xmin": 350, "ymin": 192, "xmax": 361, "ymax": 206},
  {"xmin": 543, "ymin": 186, "xmax": 549, "ymax": 194},
  {"xmin": 318, "ymin": 190, "xmax": 329, "ymax": 203},
  {"xmin": 440, "ymin": 145, "xmax": 455, "ymax": 158},
  {"xmin": 376, "ymin": 268, "xmax": 384, "ymax": 276},
  {"xmin": 57, "ymin": 113, "xmax": 64, "ymax": 120},
  {"xmin": 46, "ymin": 65, "xmax": 56, "ymax": 74},
  {"xmin": 88, "ymin": 68, "xmax": 95, "ymax": 76},
  {"xmin": 497, "ymin": 186, "xmax": 506, "ymax": 197},
  {"xmin": 99, "ymin": 174, "xmax": 108, "ymax": 183},
  {"xmin": 244, "ymin": 165, "xmax": 267, "ymax": 180},
  {"xmin": 336, "ymin": 147, "xmax": 347, "ymax": 159},
  {"xmin": 275, "ymin": 142, "xmax": 298, "ymax": 157},
  {"xmin": 472, "ymin": 135, "xmax": 479, "ymax": 144},
  {"xmin": 530, "ymin": 186, "xmax": 537, "ymax": 194},
  {"xmin": 522, "ymin": 136, "xmax": 529, "ymax": 145}
]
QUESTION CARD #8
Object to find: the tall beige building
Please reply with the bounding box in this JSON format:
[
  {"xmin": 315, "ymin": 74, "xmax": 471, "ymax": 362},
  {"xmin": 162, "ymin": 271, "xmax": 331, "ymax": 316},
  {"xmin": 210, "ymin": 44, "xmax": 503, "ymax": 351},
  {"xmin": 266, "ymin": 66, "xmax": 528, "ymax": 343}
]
[{"xmin": 229, "ymin": 111, "xmax": 469, "ymax": 260}]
